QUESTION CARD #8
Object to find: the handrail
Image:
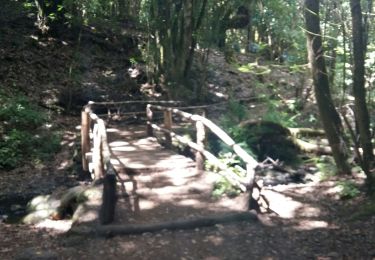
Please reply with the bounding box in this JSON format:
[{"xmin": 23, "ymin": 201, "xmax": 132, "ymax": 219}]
[
  {"xmin": 146, "ymin": 105, "xmax": 259, "ymax": 207},
  {"xmin": 147, "ymin": 105, "xmax": 258, "ymax": 166},
  {"xmin": 88, "ymin": 100, "xmax": 183, "ymax": 106},
  {"xmin": 81, "ymin": 105, "xmax": 111, "ymax": 179},
  {"xmin": 81, "ymin": 103, "xmax": 116, "ymax": 224},
  {"xmin": 81, "ymin": 100, "xmax": 186, "ymax": 178}
]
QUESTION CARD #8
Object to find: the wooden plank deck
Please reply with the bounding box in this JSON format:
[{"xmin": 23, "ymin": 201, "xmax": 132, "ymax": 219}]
[
  {"xmin": 106, "ymin": 124, "xmax": 196, "ymax": 174},
  {"xmin": 82, "ymin": 123, "xmax": 249, "ymax": 226}
]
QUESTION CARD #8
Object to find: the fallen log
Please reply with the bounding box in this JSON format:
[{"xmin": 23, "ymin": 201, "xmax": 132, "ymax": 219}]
[
  {"xmin": 71, "ymin": 211, "xmax": 258, "ymax": 236},
  {"xmin": 288, "ymin": 127, "xmax": 325, "ymax": 138},
  {"xmin": 292, "ymin": 138, "xmax": 332, "ymax": 154}
]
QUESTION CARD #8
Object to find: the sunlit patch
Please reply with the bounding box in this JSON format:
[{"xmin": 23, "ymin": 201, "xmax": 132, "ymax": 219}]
[
  {"xmin": 29, "ymin": 35, "xmax": 38, "ymax": 40},
  {"xmin": 110, "ymin": 159, "xmax": 121, "ymax": 166},
  {"xmin": 139, "ymin": 200, "xmax": 156, "ymax": 210},
  {"xmin": 294, "ymin": 220, "xmax": 330, "ymax": 230},
  {"xmin": 324, "ymin": 185, "xmax": 342, "ymax": 197},
  {"xmin": 177, "ymin": 199, "xmax": 202, "ymax": 207},
  {"xmin": 109, "ymin": 141, "xmax": 130, "ymax": 147},
  {"xmin": 119, "ymin": 241, "xmax": 136, "ymax": 252},
  {"xmin": 213, "ymin": 92, "xmax": 228, "ymax": 99},
  {"xmin": 34, "ymin": 219, "xmax": 72, "ymax": 233},
  {"xmin": 58, "ymin": 160, "xmax": 70, "ymax": 170},
  {"xmin": 106, "ymin": 128, "xmax": 120, "ymax": 133},
  {"xmin": 60, "ymin": 140, "xmax": 68, "ymax": 146},
  {"xmin": 262, "ymin": 190, "xmax": 303, "ymax": 218},
  {"xmin": 204, "ymin": 257, "xmax": 221, "ymax": 260},
  {"xmin": 204, "ymin": 235, "xmax": 224, "ymax": 246},
  {"xmin": 38, "ymin": 41, "xmax": 48, "ymax": 47},
  {"xmin": 77, "ymin": 209, "xmax": 98, "ymax": 222},
  {"xmin": 111, "ymin": 146, "xmax": 136, "ymax": 152},
  {"xmin": 128, "ymin": 68, "xmax": 140, "ymax": 78}
]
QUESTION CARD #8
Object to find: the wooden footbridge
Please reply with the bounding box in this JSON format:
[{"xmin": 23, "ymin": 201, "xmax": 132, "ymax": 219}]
[{"xmin": 80, "ymin": 100, "xmax": 260, "ymax": 233}]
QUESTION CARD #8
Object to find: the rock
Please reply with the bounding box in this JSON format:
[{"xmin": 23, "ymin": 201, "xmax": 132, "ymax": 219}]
[
  {"xmin": 22, "ymin": 209, "xmax": 56, "ymax": 224},
  {"xmin": 15, "ymin": 247, "xmax": 58, "ymax": 260}
]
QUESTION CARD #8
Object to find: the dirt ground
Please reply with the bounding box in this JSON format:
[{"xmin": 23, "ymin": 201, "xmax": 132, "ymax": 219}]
[
  {"xmin": 1, "ymin": 121, "xmax": 375, "ymax": 260},
  {"xmin": 1, "ymin": 183, "xmax": 375, "ymax": 260}
]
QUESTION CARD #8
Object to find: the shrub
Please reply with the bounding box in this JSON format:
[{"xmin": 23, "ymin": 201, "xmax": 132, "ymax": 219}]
[
  {"xmin": 0, "ymin": 93, "xmax": 60, "ymax": 169},
  {"xmin": 0, "ymin": 95, "xmax": 45, "ymax": 130},
  {"xmin": 337, "ymin": 180, "xmax": 360, "ymax": 199}
]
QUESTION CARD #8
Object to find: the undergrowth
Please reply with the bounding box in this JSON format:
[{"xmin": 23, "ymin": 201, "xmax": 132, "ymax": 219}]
[
  {"xmin": 0, "ymin": 92, "xmax": 61, "ymax": 169},
  {"xmin": 350, "ymin": 200, "xmax": 375, "ymax": 220},
  {"xmin": 337, "ymin": 180, "xmax": 360, "ymax": 199},
  {"xmin": 208, "ymin": 98, "xmax": 301, "ymax": 197}
]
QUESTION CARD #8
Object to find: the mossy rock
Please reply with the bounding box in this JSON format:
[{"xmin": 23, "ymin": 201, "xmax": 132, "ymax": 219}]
[{"xmin": 241, "ymin": 121, "xmax": 300, "ymax": 165}]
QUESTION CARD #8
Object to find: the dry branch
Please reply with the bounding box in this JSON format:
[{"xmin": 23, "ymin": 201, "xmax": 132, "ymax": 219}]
[{"xmin": 88, "ymin": 100, "xmax": 183, "ymax": 106}]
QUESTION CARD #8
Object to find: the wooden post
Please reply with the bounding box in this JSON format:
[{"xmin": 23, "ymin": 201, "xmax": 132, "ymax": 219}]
[
  {"xmin": 196, "ymin": 120, "xmax": 205, "ymax": 171},
  {"xmin": 164, "ymin": 109, "xmax": 173, "ymax": 147},
  {"xmin": 93, "ymin": 122, "xmax": 104, "ymax": 180},
  {"xmin": 246, "ymin": 163, "xmax": 258, "ymax": 211},
  {"xmin": 100, "ymin": 162, "xmax": 117, "ymax": 225},
  {"xmin": 81, "ymin": 106, "xmax": 91, "ymax": 172},
  {"xmin": 146, "ymin": 104, "xmax": 153, "ymax": 136}
]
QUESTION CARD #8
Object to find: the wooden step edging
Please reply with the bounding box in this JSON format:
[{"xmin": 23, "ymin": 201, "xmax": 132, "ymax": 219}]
[{"xmin": 70, "ymin": 211, "xmax": 258, "ymax": 236}]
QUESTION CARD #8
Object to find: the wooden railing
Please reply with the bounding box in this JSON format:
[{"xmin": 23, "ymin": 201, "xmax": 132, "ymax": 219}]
[
  {"xmin": 81, "ymin": 100, "xmax": 182, "ymax": 178},
  {"xmin": 81, "ymin": 103, "xmax": 117, "ymax": 224},
  {"xmin": 146, "ymin": 105, "xmax": 259, "ymax": 207}
]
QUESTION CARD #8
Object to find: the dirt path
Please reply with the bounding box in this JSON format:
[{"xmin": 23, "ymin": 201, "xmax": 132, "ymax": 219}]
[
  {"xmin": 1, "ymin": 181, "xmax": 375, "ymax": 260},
  {"xmin": 1, "ymin": 121, "xmax": 375, "ymax": 259}
]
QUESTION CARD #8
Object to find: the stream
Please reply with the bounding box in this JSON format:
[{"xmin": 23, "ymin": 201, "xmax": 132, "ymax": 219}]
[{"xmin": 0, "ymin": 195, "xmax": 32, "ymax": 224}]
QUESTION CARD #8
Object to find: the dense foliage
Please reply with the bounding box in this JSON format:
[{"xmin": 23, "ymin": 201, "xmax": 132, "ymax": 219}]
[
  {"xmin": 3, "ymin": 0, "xmax": 375, "ymax": 192},
  {"xmin": 0, "ymin": 93, "xmax": 60, "ymax": 169}
]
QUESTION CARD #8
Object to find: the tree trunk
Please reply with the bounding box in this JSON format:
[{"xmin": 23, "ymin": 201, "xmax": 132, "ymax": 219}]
[
  {"xmin": 304, "ymin": 0, "xmax": 351, "ymax": 174},
  {"xmin": 118, "ymin": 0, "xmax": 128, "ymax": 18},
  {"xmin": 149, "ymin": 0, "xmax": 204, "ymax": 97},
  {"xmin": 34, "ymin": 0, "xmax": 65, "ymax": 33},
  {"xmin": 350, "ymin": 0, "xmax": 375, "ymax": 190}
]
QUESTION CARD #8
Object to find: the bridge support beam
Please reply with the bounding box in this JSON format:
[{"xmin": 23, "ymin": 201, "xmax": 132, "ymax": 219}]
[
  {"xmin": 81, "ymin": 106, "xmax": 91, "ymax": 173},
  {"xmin": 196, "ymin": 120, "xmax": 205, "ymax": 171},
  {"xmin": 146, "ymin": 104, "xmax": 153, "ymax": 136},
  {"xmin": 163, "ymin": 110, "xmax": 173, "ymax": 147}
]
